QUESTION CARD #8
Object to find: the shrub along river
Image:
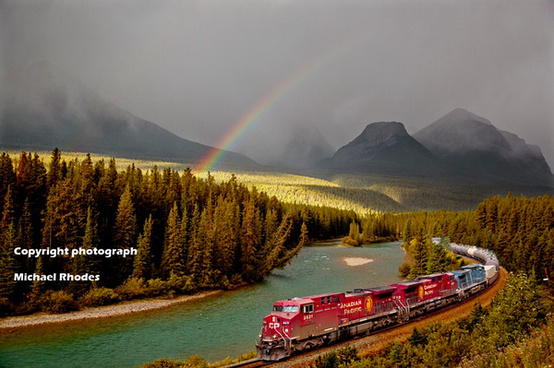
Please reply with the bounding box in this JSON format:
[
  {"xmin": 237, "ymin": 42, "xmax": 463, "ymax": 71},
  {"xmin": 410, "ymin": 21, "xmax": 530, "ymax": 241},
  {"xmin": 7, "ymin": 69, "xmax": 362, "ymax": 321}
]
[{"xmin": 0, "ymin": 241, "xmax": 403, "ymax": 368}]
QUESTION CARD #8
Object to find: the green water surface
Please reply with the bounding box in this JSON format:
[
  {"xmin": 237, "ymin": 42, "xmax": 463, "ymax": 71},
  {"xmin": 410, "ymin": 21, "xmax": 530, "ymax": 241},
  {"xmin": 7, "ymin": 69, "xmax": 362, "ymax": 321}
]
[{"xmin": 0, "ymin": 241, "xmax": 403, "ymax": 368}]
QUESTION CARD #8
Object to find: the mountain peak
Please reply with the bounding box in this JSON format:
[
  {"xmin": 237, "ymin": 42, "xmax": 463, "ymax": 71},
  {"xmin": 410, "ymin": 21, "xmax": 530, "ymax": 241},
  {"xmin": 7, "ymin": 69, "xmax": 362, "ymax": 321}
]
[
  {"xmin": 442, "ymin": 108, "xmax": 492, "ymax": 126},
  {"xmin": 414, "ymin": 109, "xmax": 504, "ymax": 155},
  {"xmin": 342, "ymin": 121, "xmax": 410, "ymax": 154},
  {"xmin": 413, "ymin": 109, "xmax": 553, "ymax": 185},
  {"xmin": 356, "ymin": 121, "xmax": 408, "ymax": 142},
  {"xmin": 320, "ymin": 121, "xmax": 442, "ymax": 176}
]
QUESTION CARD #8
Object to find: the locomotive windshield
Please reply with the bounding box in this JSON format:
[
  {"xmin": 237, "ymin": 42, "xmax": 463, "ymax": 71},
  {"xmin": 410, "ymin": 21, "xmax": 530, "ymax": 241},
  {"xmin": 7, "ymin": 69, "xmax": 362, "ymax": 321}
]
[
  {"xmin": 272, "ymin": 305, "xmax": 283, "ymax": 312},
  {"xmin": 283, "ymin": 305, "xmax": 299, "ymax": 313}
]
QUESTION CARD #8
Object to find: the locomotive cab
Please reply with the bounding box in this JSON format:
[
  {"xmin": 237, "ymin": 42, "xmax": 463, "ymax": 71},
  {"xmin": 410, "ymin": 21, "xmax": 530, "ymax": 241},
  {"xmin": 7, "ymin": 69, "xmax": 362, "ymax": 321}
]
[{"xmin": 257, "ymin": 298, "xmax": 313, "ymax": 361}]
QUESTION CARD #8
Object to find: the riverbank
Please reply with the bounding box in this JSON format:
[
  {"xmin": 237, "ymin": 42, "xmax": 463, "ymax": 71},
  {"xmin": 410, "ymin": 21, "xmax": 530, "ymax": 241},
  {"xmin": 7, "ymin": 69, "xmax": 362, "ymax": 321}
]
[{"xmin": 0, "ymin": 290, "xmax": 222, "ymax": 331}]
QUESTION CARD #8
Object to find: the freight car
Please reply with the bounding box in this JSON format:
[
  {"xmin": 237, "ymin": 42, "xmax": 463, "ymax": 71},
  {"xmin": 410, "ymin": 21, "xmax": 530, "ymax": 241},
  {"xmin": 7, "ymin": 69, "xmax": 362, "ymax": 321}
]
[{"xmin": 256, "ymin": 243, "xmax": 499, "ymax": 361}]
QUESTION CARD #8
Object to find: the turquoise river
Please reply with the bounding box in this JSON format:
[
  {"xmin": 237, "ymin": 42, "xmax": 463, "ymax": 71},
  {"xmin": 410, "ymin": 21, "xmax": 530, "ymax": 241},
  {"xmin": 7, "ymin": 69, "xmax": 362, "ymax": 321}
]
[{"xmin": 0, "ymin": 241, "xmax": 404, "ymax": 368}]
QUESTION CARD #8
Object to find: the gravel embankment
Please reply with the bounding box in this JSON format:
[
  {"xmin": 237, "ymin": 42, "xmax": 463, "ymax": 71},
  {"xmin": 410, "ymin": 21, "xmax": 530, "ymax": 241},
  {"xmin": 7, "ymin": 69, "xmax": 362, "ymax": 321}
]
[{"xmin": 0, "ymin": 290, "xmax": 222, "ymax": 330}]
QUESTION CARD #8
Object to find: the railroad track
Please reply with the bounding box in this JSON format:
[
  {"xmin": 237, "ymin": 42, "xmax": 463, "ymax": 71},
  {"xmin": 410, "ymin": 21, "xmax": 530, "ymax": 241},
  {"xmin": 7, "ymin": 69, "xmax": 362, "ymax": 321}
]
[
  {"xmin": 221, "ymin": 357, "xmax": 268, "ymax": 368},
  {"xmin": 223, "ymin": 260, "xmax": 507, "ymax": 368},
  {"xmin": 279, "ymin": 267, "xmax": 508, "ymax": 368},
  {"xmin": 221, "ymin": 283, "xmax": 495, "ymax": 368}
]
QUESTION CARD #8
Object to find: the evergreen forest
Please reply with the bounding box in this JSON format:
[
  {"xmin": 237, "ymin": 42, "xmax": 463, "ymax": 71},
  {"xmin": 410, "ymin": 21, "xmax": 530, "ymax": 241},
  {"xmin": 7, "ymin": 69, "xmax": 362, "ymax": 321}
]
[
  {"xmin": 2, "ymin": 149, "xmax": 554, "ymax": 367},
  {"xmin": 0, "ymin": 150, "xmax": 357, "ymax": 315},
  {"xmin": 340, "ymin": 194, "xmax": 554, "ymax": 279}
]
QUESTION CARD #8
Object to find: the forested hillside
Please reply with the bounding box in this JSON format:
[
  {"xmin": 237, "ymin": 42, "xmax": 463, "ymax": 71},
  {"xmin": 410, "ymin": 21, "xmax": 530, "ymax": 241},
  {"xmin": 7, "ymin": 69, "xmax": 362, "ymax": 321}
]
[
  {"xmin": 395, "ymin": 194, "xmax": 554, "ymax": 277},
  {"xmin": 309, "ymin": 194, "xmax": 554, "ymax": 368},
  {"xmin": 0, "ymin": 150, "xmax": 357, "ymax": 316}
]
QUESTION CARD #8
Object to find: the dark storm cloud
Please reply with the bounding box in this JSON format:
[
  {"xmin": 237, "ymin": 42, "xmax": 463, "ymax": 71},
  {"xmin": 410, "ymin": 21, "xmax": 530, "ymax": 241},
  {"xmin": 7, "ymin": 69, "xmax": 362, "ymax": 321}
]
[{"xmin": 1, "ymin": 0, "xmax": 553, "ymax": 167}]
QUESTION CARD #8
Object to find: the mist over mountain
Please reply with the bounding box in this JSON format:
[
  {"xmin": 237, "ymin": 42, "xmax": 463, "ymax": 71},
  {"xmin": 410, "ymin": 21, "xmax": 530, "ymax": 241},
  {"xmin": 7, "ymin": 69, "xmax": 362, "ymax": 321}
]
[
  {"xmin": 0, "ymin": 62, "xmax": 257, "ymax": 167},
  {"xmin": 319, "ymin": 109, "xmax": 553, "ymax": 187},
  {"xmin": 1, "ymin": 63, "xmax": 551, "ymax": 187},
  {"xmin": 269, "ymin": 124, "xmax": 335, "ymax": 169},
  {"xmin": 414, "ymin": 108, "xmax": 553, "ymax": 185},
  {"xmin": 319, "ymin": 121, "xmax": 448, "ymax": 176}
]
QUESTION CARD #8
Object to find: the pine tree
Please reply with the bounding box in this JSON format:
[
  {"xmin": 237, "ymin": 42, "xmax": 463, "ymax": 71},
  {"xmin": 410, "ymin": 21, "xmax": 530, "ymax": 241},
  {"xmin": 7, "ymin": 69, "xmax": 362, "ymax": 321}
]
[
  {"xmin": 133, "ymin": 215, "xmax": 153, "ymax": 280},
  {"xmin": 78, "ymin": 154, "xmax": 95, "ymax": 206},
  {"xmin": 403, "ymin": 219, "xmax": 413, "ymax": 243},
  {"xmin": 198, "ymin": 209, "xmax": 215, "ymax": 287},
  {"xmin": 162, "ymin": 203, "xmax": 185, "ymax": 278},
  {"xmin": 0, "ymin": 223, "xmax": 17, "ymax": 299},
  {"xmin": 344, "ymin": 221, "xmax": 360, "ymax": 246},
  {"xmin": 75, "ymin": 207, "xmax": 100, "ymax": 274},
  {"xmin": 47, "ymin": 148, "xmax": 63, "ymax": 188},
  {"xmin": 112, "ymin": 185, "xmax": 137, "ymax": 281},
  {"xmin": 0, "ymin": 186, "xmax": 15, "ymax": 245},
  {"xmin": 426, "ymin": 240, "xmax": 450, "ymax": 274},
  {"xmin": 41, "ymin": 180, "xmax": 82, "ymax": 259},
  {"xmin": 0, "ymin": 153, "xmax": 15, "ymax": 208},
  {"xmin": 70, "ymin": 207, "xmax": 99, "ymax": 294},
  {"xmin": 300, "ymin": 221, "xmax": 309, "ymax": 245},
  {"xmin": 240, "ymin": 198, "xmax": 261, "ymax": 282},
  {"xmin": 212, "ymin": 199, "xmax": 236, "ymax": 280},
  {"xmin": 259, "ymin": 215, "xmax": 293, "ymax": 277},
  {"xmin": 30, "ymin": 256, "xmax": 46, "ymax": 305},
  {"xmin": 17, "ymin": 199, "xmax": 34, "ymax": 274},
  {"xmin": 186, "ymin": 204, "xmax": 202, "ymax": 289},
  {"xmin": 408, "ymin": 238, "xmax": 428, "ymax": 278},
  {"xmin": 261, "ymin": 217, "xmax": 305, "ymax": 278}
]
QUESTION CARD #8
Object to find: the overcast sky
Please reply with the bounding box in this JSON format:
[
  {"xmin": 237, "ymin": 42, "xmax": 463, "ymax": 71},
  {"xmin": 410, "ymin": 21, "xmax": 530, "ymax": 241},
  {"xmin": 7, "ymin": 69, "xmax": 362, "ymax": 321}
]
[{"xmin": 2, "ymin": 0, "xmax": 553, "ymax": 167}]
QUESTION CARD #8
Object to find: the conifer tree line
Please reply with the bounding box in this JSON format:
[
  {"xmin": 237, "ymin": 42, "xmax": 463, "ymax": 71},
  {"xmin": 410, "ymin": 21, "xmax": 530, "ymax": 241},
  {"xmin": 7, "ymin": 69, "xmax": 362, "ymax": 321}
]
[
  {"xmin": 372, "ymin": 194, "xmax": 554, "ymax": 280},
  {"xmin": 334, "ymin": 194, "xmax": 554, "ymax": 280},
  {"xmin": 0, "ymin": 150, "xmax": 356, "ymax": 315}
]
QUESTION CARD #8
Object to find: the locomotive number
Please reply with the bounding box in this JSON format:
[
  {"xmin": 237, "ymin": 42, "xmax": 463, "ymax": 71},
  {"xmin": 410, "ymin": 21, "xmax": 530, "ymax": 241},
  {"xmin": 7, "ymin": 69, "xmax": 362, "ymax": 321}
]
[{"xmin": 303, "ymin": 314, "xmax": 314, "ymax": 321}]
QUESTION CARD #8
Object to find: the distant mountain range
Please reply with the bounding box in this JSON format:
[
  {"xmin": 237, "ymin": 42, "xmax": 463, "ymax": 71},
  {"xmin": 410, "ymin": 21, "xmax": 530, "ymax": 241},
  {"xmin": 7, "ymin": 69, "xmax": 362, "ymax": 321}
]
[
  {"xmin": 320, "ymin": 108, "xmax": 553, "ymax": 186},
  {"xmin": 1, "ymin": 63, "xmax": 552, "ymax": 187},
  {"xmin": 0, "ymin": 62, "xmax": 256, "ymax": 167}
]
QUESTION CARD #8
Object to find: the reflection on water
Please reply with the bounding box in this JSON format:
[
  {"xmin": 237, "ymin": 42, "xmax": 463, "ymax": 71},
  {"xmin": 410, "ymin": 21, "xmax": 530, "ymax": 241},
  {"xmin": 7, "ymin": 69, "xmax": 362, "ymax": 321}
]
[{"xmin": 0, "ymin": 241, "xmax": 402, "ymax": 368}]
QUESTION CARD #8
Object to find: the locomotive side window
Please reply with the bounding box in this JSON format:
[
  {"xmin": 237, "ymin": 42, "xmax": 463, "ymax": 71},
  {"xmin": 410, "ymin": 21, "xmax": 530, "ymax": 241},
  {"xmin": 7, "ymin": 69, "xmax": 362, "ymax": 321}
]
[
  {"xmin": 302, "ymin": 304, "xmax": 314, "ymax": 313},
  {"xmin": 273, "ymin": 305, "xmax": 283, "ymax": 312}
]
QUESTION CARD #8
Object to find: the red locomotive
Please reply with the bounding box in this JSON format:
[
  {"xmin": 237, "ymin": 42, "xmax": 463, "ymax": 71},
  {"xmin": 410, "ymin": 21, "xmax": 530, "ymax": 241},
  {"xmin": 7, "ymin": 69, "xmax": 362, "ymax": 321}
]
[{"xmin": 256, "ymin": 243, "xmax": 498, "ymax": 361}]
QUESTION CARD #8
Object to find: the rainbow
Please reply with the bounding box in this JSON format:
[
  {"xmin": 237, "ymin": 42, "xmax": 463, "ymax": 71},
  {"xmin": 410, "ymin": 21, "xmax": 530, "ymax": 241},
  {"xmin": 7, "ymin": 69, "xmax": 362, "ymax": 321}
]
[{"xmin": 195, "ymin": 34, "xmax": 362, "ymax": 172}]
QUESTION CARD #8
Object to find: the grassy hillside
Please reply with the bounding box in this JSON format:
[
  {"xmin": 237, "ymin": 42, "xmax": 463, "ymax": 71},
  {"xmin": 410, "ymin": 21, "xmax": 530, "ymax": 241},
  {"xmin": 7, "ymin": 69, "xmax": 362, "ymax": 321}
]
[
  {"xmin": 4, "ymin": 150, "xmax": 552, "ymax": 214},
  {"xmin": 328, "ymin": 173, "xmax": 554, "ymax": 211}
]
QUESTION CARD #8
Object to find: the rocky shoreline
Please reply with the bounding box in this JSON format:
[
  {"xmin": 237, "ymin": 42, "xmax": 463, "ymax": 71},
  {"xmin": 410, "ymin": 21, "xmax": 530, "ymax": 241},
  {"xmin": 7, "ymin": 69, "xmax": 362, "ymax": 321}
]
[{"xmin": 0, "ymin": 290, "xmax": 222, "ymax": 330}]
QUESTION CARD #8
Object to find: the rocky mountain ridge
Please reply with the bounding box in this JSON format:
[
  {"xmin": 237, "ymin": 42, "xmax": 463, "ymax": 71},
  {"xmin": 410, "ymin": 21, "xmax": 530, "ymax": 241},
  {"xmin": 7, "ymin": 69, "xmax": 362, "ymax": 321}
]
[{"xmin": 320, "ymin": 109, "xmax": 553, "ymax": 186}]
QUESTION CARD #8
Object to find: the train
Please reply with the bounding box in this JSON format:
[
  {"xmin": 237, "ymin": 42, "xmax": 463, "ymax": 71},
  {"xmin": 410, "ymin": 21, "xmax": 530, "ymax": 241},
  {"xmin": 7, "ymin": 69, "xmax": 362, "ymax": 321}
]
[{"xmin": 256, "ymin": 241, "xmax": 499, "ymax": 361}]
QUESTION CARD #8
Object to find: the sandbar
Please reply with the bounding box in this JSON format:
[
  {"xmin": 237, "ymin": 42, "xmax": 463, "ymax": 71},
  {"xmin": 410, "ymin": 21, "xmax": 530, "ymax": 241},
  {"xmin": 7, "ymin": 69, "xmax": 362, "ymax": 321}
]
[{"xmin": 343, "ymin": 257, "xmax": 374, "ymax": 266}]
